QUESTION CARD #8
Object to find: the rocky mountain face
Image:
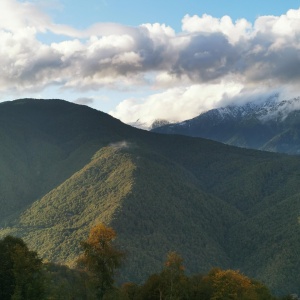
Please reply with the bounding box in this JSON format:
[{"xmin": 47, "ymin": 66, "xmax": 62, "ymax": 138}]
[{"xmin": 152, "ymin": 96, "xmax": 300, "ymax": 154}]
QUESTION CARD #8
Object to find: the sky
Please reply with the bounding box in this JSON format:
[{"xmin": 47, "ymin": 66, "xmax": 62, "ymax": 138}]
[{"xmin": 1, "ymin": 0, "xmax": 300, "ymax": 128}]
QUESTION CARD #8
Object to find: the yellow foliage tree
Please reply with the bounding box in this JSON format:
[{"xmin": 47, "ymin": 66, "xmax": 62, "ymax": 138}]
[
  {"xmin": 77, "ymin": 224, "xmax": 126, "ymax": 300},
  {"xmin": 203, "ymin": 268, "xmax": 274, "ymax": 300}
]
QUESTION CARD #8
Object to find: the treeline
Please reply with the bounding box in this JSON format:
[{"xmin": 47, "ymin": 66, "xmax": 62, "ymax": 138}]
[{"xmin": 0, "ymin": 224, "xmax": 296, "ymax": 300}]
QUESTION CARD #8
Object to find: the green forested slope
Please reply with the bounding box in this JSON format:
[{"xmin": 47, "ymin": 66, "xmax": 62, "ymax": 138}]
[
  {"xmin": 145, "ymin": 134, "xmax": 300, "ymax": 295},
  {"xmin": 1, "ymin": 99, "xmax": 300, "ymax": 295},
  {"xmin": 109, "ymin": 146, "xmax": 244, "ymax": 283},
  {"xmin": 228, "ymin": 192, "xmax": 300, "ymax": 294},
  {"xmin": 0, "ymin": 98, "xmax": 135, "ymax": 222},
  {"xmin": 4, "ymin": 146, "xmax": 136, "ymax": 263},
  {"xmin": 2, "ymin": 143, "xmax": 242, "ymax": 281}
]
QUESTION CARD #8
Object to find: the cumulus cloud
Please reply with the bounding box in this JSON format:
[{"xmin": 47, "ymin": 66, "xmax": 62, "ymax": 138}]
[
  {"xmin": 0, "ymin": 0, "xmax": 79, "ymax": 36},
  {"xmin": 182, "ymin": 14, "xmax": 252, "ymax": 44},
  {"xmin": 110, "ymin": 82, "xmax": 244, "ymax": 127},
  {"xmin": 1, "ymin": 1, "xmax": 300, "ymax": 125}
]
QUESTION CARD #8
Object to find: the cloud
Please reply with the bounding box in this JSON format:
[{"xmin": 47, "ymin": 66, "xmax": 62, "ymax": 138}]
[
  {"xmin": 0, "ymin": 0, "xmax": 49, "ymax": 32},
  {"xmin": 109, "ymin": 141, "xmax": 131, "ymax": 150},
  {"xmin": 1, "ymin": 1, "xmax": 300, "ymax": 124},
  {"xmin": 182, "ymin": 14, "xmax": 251, "ymax": 44},
  {"xmin": 172, "ymin": 32, "xmax": 240, "ymax": 82},
  {"xmin": 0, "ymin": 0, "xmax": 79, "ymax": 36},
  {"xmin": 74, "ymin": 97, "xmax": 95, "ymax": 105},
  {"xmin": 110, "ymin": 82, "xmax": 244, "ymax": 127}
]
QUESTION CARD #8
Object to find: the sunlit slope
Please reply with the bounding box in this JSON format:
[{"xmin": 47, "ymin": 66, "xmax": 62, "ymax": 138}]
[
  {"xmin": 1, "ymin": 144, "xmax": 242, "ymax": 283},
  {"xmin": 2, "ymin": 146, "xmax": 136, "ymax": 263},
  {"xmin": 0, "ymin": 98, "xmax": 135, "ymax": 222}
]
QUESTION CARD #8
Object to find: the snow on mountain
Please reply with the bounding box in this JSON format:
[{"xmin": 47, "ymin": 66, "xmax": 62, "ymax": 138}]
[
  {"xmin": 205, "ymin": 94, "xmax": 280, "ymax": 122},
  {"xmin": 173, "ymin": 95, "xmax": 300, "ymax": 129},
  {"xmin": 257, "ymin": 97, "xmax": 300, "ymax": 121},
  {"xmin": 152, "ymin": 95, "xmax": 300, "ymax": 154}
]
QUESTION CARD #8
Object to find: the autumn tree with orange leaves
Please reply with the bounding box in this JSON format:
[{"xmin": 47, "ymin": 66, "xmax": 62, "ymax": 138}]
[
  {"xmin": 77, "ymin": 223, "xmax": 126, "ymax": 300},
  {"xmin": 202, "ymin": 268, "xmax": 274, "ymax": 300}
]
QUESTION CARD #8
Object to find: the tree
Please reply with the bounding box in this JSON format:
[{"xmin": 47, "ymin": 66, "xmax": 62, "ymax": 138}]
[
  {"xmin": 151, "ymin": 119, "xmax": 170, "ymax": 130},
  {"xmin": 187, "ymin": 274, "xmax": 212, "ymax": 300},
  {"xmin": 0, "ymin": 236, "xmax": 44, "ymax": 300},
  {"xmin": 120, "ymin": 282, "xmax": 140, "ymax": 300},
  {"xmin": 138, "ymin": 252, "xmax": 188, "ymax": 300},
  {"xmin": 138, "ymin": 274, "xmax": 163, "ymax": 300},
  {"xmin": 77, "ymin": 223, "xmax": 126, "ymax": 299},
  {"xmin": 160, "ymin": 251, "xmax": 188, "ymax": 300},
  {"xmin": 202, "ymin": 268, "xmax": 275, "ymax": 300}
]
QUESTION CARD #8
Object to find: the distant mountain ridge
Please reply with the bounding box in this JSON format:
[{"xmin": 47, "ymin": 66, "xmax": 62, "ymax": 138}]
[
  {"xmin": 2, "ymin": 99, "xmax": 300, "ymax": 295},
  {"xmin": 152, "ymin": 95, "xmax": 300, "ymax": 154}
]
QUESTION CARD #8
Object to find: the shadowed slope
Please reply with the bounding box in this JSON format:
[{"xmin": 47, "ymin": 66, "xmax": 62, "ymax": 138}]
[
  {"xmin": 0, "ymin": 98, "xmax": 136, "ymax": 222},
  {"xmin": 152, "ymin": 98, "xmax": 300, "ymax": 155}
]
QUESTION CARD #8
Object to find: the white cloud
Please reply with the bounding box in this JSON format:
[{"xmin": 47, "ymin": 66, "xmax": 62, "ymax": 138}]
[
  {"xmin": 1, "ymin": 1, "xmax": 300, "ymax": 125},
  {"xmin": 182, "ymin": 14, "xmax": 252, "ymax": 44},
  {"xmin": 110, "ymin": 82, "xmax": 243, "ymax": 127},
  {"xmin": 0, "ymin": 0, "xmax": 79, "ymax": 36},
  {"xmin": 0, "ymin": 0, "xmax": 49, "ymax": 32}
]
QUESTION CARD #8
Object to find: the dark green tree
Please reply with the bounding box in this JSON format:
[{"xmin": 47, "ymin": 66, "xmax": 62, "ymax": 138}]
[
  {"xmin": 187, "ymin": 274, "xmax": 212, "ymax": 300},
  {"xmin": 0, "ymin": 235, "xmax": 44, "ymax": 300},
  {"xmin": 120, "ymin": 282, "xmax": 140, "ymax": 300},
  {"xmin": 77, "ymin": 223, "xmax": 126, "ymax": 300},
  {"xmin": 139, "ymin": 251, "xmax": 188, "ymax": 300},
  {"xmin": 138, "ymin": 274, "xmax": 163, "ymax": 300}
]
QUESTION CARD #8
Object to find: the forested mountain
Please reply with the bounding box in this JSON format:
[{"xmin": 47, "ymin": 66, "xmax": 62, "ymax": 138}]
[
  {"xmin": 152, "ymin": 96, "xmax": 300, "ymax": 154},
  {"xmin": 1, "ymin": 98, "xmax": 300, "ymax": 295}
]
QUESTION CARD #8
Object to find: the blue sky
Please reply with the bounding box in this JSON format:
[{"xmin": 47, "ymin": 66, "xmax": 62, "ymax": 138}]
[
  {"xmin": 2, "ymin": 0, "xmax": 300, "ymax": 127},
  {"xmin": 50, "ymin": 0, "xmax": 299, "ymax": 30}
]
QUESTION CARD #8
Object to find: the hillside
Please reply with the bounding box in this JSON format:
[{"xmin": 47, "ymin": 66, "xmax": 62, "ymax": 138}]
[
  {"xmin": 1, "ymin": 99, "xmax": 300, "ymax": 295},
  {"xmin": 152, "ymin": 96, "xmax": 300, "ymax": 155},
  {"xmin": 0, "ymin": 98, "xmax": 135, "ymax": 222}
]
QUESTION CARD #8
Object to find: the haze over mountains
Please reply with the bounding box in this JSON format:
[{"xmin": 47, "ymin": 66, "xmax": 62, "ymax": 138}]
[
  {"xmin": 152, "ymin": 95, "xmax": 300, "ymax": 155},
  {"xmin": 1, "ymin": 99, "xmax": 300, "ymax": 295}
]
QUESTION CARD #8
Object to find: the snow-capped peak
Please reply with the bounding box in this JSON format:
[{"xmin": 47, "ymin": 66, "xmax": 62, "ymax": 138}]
[{"xmin": 202, "ymin": 95, "xmax": 300, "ymax": 123}]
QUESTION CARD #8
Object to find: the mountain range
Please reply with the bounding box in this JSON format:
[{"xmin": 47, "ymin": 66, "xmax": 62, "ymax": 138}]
[
  {"xmin": 152, "ymin": 95, "xmax": 300, "ymax": 154},
  {"xmin": 1, "ymin": 99, "xmax": 300, "ymax": 295}
]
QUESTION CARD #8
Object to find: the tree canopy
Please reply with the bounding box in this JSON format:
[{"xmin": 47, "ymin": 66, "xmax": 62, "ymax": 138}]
[
  {"xmin": 0, "ymin": 235, "xmax": 44, "ymax": 300},
  {"xmin": 77, "ymin": 223, "xmax": 126, "ymax": 299}
]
